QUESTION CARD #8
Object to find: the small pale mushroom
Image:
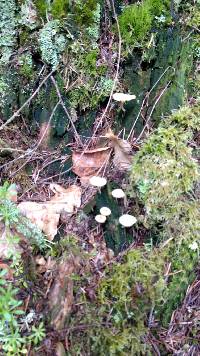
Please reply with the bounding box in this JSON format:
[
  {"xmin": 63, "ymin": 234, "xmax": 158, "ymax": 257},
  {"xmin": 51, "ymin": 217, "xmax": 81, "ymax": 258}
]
[
  {"xmin": 189, "ymin": 241, "xmax": 198, "ymax": 251},
  {"xmin": 113, "ymin": 92, "xmax": 136, "ymax": 111},
  {"xmin": 111, "ymin": 188, "xmax": 125, "ymax": 199},
  {"xmin": 113, "ymin": 93, "xmax": 136, "ymax": 102},
  {"xmin": 89, "ymin": 176, "xmax": 107, "ymax": 188},
  {"xmin": 119, "ymin": 214, "xmax": 137, "ymax": 227},
  {"xmin": 100, "ymin": 207, "xmax": 111, "ymax": 216},
  {"xmin": 95, "ymin": 214, "xmax": 107, "ymax": 223}
]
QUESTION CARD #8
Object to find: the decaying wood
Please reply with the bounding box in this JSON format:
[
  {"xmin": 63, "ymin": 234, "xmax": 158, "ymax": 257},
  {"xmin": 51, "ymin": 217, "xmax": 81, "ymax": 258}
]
[{"xmin": 48, "ymin": 254, "xmax": 81, "ymax": 330}]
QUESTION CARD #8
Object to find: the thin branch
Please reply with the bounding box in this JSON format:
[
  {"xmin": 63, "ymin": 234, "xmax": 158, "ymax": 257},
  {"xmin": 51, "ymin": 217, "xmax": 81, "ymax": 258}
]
[
  {"xmin": 0, "ymin": 148, "xmax": 25, "ymax": 153},
  {"xmin": 135, "ymin": 82, "xmax": 171, "ymax": 143},
  {"xmin": 127, "ymin": 66, "xmax": 172, "ymax": 140},
  {"xmin": 92, "ymin": 0, "xmax": 122, "ymax": 136},
  {"xmin": 0, "ymin": 69, "xmax": 55, "ymax": 131},
  {"xmin": 9, "ymin": 101, "xmax": 60, "ymax": 178},
  {"xmin": 50, "ymin": 76, "xmax": 83, "ymax": 146}
]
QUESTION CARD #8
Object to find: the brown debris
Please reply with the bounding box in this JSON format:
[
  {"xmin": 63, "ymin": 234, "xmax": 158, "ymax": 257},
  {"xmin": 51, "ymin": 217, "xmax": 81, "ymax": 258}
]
[
  {"xmin": 72, "ymin": 147, "xmax": 111, "ymax": 183},
  {"xmin": 105, "ymin": 129, "xmax": 133, "ymax": 171},
  {"xmin": 48, "ymin": 254, "xmax": 81, "ymax": 330},
  {"xmin": 159, "ymin": 279, "xmax": 200, "ymax": 355}
]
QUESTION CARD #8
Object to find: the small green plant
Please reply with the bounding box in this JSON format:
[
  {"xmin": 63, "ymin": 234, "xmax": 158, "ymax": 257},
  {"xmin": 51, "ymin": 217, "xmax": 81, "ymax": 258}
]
[
  {"xmin": 28, "ymin": 322, "xmax": 45, "ymax": 346},
  {"xmin": 0, "ymin": 182, "xmax": 49, "ymax": 250},
  {"xmin": 0, "ymin": 183, "xmax": 48, "ymax": 354},
  {"xmin": 51, "ymin": 0, "xmax": 69, "ymax": 19},
  {"xmin": 0, "ymin": 270, "xmax": 27, "ymax": 355}
]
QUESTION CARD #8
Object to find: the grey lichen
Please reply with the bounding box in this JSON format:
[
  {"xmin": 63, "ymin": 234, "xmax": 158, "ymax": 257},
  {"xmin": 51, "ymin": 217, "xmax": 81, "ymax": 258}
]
[
  {"xmin": 0, "ymin": 77, "xmax": 9, "ymax": 108},
  {"xmin": 19, "ymin": 0, "xmax": 38, "ymax": 29},
  {"xmin": 39, "ymin": 20, "xmax": 66, "ymax": 69},
  {"xmin": 0, "ymin": 0, "xmax": 17, "ymax": 65},
  {"xmin": 87, "ymin": 3, "xmax": 101, "ymax": 47}
]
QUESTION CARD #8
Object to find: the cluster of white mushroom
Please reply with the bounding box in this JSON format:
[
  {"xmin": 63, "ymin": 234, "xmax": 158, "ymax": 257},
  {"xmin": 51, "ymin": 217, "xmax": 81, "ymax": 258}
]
[{"xmin": 89, "ymin": 176, "xmax": 137, "ymax": 228}]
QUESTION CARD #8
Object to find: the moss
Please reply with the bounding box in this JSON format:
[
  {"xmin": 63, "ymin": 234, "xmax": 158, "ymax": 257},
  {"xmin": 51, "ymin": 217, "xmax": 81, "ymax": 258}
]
[
  {"xmin": 68, "ymin": 76, "xmax": 113, "ymax": 111},
  {"xmin": 34, "ymin": 0, "xmax": 48, "ymax": 18},
  {"xmin": 84, "ymin": 49, "xmax": 100, "ymax": 75},
  {"xmin": 19, "ymin": 29, "xmax": 31, "ymax": 45},
  {"xmin": 51, "ymin": 0, "xmax": 70, "ymax": 19},
  {"xmin": 147, "ymin": 0, "xmax": 170, "ymax": 16},
  {"xmin": 119, "ymin": 2, "xmax": 152, "ymax": 48},
  {"xmin": 18, "ymin": 52, "xmax": 34, "ymax": 79},
  {"xmin": 147, "ymin": 29, "xmax": 193, "ymax": 123},
  {"xmin": 129, "ymin": 105, "xmax": 200, "ymax": 320},
  {"xmin": 130, "ymin": 106, "xmax": 199, "ymax": 217},
  {"xmin": 118, "ymin": 0, "xmax": 170, "ymax": 52},
  {"xmin": 74, "ymin": 0, "xmax": 100, "ymax": 27}
]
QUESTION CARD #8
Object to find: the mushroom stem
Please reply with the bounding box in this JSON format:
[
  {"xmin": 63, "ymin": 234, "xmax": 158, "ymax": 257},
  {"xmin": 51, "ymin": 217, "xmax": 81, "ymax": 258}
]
[{"xmin": 120, "ymin": 102, "xmax": 125, "ymax": 112}]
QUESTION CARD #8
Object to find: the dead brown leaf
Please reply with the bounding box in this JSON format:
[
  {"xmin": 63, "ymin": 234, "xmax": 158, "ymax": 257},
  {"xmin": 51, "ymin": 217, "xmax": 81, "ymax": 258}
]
[
  {"xmin": 18, "ymin": 184, "xmax": 82, "ymax": 240},
  {"xmin": 105, "ymin": 129, "xmax": 132, "ymax": 171},
  {"xmin": 18, "ymin": 202, "xmax": 60, "ymax": 241},
  {"xmin": 49, "ymin": 184, "xmax": 81, "ymax": 208},
  {"xmin": 72, "ymin": 147, "xmax": 111, "ymax": 183}
]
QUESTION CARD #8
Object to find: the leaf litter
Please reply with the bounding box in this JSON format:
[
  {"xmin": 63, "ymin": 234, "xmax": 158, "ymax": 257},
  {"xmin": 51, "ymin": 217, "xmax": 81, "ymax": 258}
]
[
  {"xmin": 18, "ymin": 184, "xmax": 82, "ymax": 240},
  {"xmin": 105, "ymin": 128, "xmax": 133, "ymax": 171},
  {"xmin": 0, "ymin": 126, "xmax": 139, "ymax": 354}
]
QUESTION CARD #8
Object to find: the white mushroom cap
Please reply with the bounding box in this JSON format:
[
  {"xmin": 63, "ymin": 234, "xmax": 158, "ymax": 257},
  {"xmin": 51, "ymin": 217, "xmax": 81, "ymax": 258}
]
[
  {"xmin": 111, "ymin": 188, "xmax": 125, "ymax": 199},
  {"xmin": 100, "ymin": 207, "xmax": 111, "ymax": 216},
  {"xmin": 189, "ymin": 241, "xmax": 198, "ymax": 251},
  {"xmin": 119, "ymin": 214, "xmax": 137, "ymax": 227},
  {"xmin": 89, "ymin": 176, "xmax": 107, "ymax": 188},
  {"xmin": 95, "ymin": 214, "xmax": 107, "ymax": 223},
  {"xmin": 113, "ymin": 93, "xmax": 136, "ymax": 102}
]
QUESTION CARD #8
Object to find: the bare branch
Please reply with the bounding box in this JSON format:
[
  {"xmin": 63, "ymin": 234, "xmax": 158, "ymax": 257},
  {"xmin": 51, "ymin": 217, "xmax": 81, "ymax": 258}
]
[
  {"xmin": 9, "ymin": 101, "xmax": 60, "ymax": 178},
  {"xmin": 135, "ymin": 81, "xmax": 171, "ymax": 143},
  {"xmin": 50, "ymin": 76, "xmax": 83, "ymax": 146}
]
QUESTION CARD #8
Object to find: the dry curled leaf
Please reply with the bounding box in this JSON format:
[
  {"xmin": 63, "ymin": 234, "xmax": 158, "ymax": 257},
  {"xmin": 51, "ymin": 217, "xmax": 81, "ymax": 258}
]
[
  {"xmin": 72, "ymin": 147, "xmax": 111, "ymax": 184},
  {"xmin": 18, "ymin": 202, "xmax": 60, "ymax": 241},
  {"xmin": 18, "ymin": 184, "xmax": 82, "ymax": 240},
  {"xmin": 105, "ymin": 129, "xmax": 132, "ymax": 171},
  {"xmin": 49, "ymin": 184, "xmax": 82, "ymax": 208}
]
